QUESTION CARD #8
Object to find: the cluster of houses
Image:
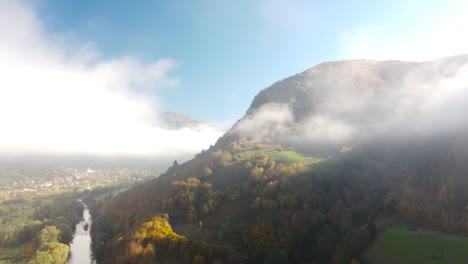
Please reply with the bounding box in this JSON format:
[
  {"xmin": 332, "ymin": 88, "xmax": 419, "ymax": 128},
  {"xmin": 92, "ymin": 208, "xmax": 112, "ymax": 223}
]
[
  {"xmin": 6, "ymin": 168, "xmax": 95, "ymax": 193},
  {"xmin": 1, "ymin": 168, "xmax": 156, "ymax": 196}
]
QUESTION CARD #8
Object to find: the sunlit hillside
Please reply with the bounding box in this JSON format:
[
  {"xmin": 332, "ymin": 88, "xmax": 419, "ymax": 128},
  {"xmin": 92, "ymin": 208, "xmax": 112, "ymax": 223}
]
[{"xmin": 93, "ymin": 56, "xmax": 468, "ymax": 264}]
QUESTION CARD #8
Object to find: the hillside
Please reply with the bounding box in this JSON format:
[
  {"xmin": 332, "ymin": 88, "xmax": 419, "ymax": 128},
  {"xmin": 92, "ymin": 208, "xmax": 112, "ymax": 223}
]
[{"xmin": 91, "ymin": 56, "xmax": 468, "ymax": 264}]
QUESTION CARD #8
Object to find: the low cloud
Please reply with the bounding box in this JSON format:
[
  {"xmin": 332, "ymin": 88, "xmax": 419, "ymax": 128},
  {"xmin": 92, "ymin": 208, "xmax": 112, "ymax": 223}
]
[
  {"xmin": 0, "ymin": 1, "xmax": 223, "ymax": 158},
  {"xmin": 234, "ymin": 104, "xmax": 294, "ymax": 141},
  {"xmin": 234, "ymin": 58, "xmax": 468, "ymax": 153}
]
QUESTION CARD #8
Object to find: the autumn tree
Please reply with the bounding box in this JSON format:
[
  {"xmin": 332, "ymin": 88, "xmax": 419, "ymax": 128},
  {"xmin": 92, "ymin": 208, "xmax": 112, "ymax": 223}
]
[
  {"xmin": 250, "ymin": 167, "xmax": 264, "ymax": 181},
  {"xmin": 33, "ymin": 226, "xmax": 60, "ymax": 248},
  {"xmin": 28, "ymin": 251, "xmax": 54, "ymax": 264},
  {"xmin": 30, "ymin": 226, "xmax": 69, "ymax": 264}
]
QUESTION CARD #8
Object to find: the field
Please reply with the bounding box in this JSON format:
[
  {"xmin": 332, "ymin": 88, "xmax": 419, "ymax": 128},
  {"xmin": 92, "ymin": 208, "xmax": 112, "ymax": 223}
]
[
  {"xmin": 0, "ymin": 195, "xmax": 53, "ymax": 235},
  {"xmin": 235, "ymin": 146, "xmax": 321, "ymax": 166},
  {"xmin": 0, "ymin": 245, "xmax": 27, "ymax": 264},
  {"xmin": 0, "ymin": 195, "xmax": 61, "ymax": 264},
  {"xmin": 363, "ymin": 228, "xmax": 468, "ymax": 264}
]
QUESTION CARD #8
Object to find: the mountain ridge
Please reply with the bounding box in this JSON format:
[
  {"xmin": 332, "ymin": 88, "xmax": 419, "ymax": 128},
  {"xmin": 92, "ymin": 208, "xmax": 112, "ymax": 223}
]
[{"xmin": 247, "ymin": 55, "xmax": 468, "ymax": 122}]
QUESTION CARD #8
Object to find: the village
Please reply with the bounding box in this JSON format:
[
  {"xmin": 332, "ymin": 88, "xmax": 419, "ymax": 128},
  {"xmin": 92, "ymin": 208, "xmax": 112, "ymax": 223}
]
[{"xmin": 2, "ymin": 168, "xmax": 158, "ymax": 194}]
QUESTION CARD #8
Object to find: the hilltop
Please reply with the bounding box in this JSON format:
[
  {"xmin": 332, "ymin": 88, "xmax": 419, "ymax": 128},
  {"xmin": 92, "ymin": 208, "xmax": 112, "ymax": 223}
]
[
  {"xmin": 249, "ymin": 55, "xmax": 468, "ymax": 120},
  {"xmin": 158, "ymin": 112, "xmax": 206, "ymax": 130}
]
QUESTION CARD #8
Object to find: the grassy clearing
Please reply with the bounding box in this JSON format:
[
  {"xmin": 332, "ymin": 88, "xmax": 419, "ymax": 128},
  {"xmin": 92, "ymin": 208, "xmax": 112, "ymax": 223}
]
[
  {"xmin": 0, "ymin": 203, "xmax": 34, "ymax": 233},
  {"xmin": 267, "ymin": 150, "xmax": 319, "ymax": 166},
  {"xmin": 235, "ymin": 147, "xmax": 321, "ymax": 166},
  {"xmin": 363, "ymin": 228, "xmax": 468, "ymax": 264},
  {"xmin": 0, "ymin": 244, "xmax": 27, "ymax": 264}
]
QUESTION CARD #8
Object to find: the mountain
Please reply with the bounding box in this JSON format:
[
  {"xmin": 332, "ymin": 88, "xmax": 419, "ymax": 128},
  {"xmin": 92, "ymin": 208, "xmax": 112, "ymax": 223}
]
[
  {"xmin": 230, "ymin": 55, "xmax": 468, "ymax": 156},
  {"xmin": 249, "ymin": 55, "xmax": 468, "ymax": 121},
  {"xmin": 158, "ymin": 111, "xmax": 205, "ymax": 130},
  {"xmin": 91, "ymin": 56, "xmax": 468, "ymax": 264}
]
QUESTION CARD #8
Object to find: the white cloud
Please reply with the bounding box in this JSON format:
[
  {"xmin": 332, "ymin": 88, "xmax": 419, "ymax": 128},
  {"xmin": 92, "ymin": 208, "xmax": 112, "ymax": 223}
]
[
  {"xmin": 235, "ymin": 103, "xmax": 354, "ymax": 145},
  {"xmin": 0, "ymin": 0, "xmax": 223, "ymax": 157},
  {"xmin": 300, "ymin": 115, "xmax": 354, "ymax": 143},
  {"xmin": 235, "ymin": 103, "xmax": 294, "ymax": 140}
]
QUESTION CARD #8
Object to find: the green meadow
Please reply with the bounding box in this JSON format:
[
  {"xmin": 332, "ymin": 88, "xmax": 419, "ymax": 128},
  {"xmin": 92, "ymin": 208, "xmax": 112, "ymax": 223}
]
[
  {"xmin": 363, "ymin": 228, "xmax": 468, "ymax": 264},
  {"xmin": 235, "ymin": 147, "xmax": 320, "ymax": 166}
]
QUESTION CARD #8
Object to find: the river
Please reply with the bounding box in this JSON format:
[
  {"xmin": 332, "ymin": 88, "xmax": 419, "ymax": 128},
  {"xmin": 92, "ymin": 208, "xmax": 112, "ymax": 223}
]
[{"xmin": 68, "ymin": 200, "xmax": 94, "ymax": 264}]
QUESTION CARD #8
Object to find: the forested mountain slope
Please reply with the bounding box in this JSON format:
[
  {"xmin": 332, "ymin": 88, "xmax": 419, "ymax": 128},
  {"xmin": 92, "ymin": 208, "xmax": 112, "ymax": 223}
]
[{"xmin": 92, "ymin": 56, "xmax": 468, "ymax": 264}]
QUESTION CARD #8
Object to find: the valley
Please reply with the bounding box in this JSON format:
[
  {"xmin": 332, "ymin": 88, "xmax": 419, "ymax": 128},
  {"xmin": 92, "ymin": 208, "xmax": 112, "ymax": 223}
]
[
  {"xmin": 2, "ymin": 58, "xmax": 468, "ymax": 264},
  {"xmin": 3, "ymin": 1, "xmax": 468, "ymax": 263},
  {"xmin": 0, "ymin": 168, "xmax": 160, "ymax": 264}
]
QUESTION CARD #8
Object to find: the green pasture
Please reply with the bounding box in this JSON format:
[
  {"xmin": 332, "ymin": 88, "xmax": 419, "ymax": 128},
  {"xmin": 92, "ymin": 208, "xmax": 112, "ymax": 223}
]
[{"xmin": 363, "ymin": 228, "xmax": 468, "ymax": 264}]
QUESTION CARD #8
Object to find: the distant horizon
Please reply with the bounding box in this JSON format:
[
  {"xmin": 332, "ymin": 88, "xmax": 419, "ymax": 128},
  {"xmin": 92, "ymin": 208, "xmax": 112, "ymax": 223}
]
[{"xmin": 0, "ymin": 152, "xmax": 190, "ymax": 169}]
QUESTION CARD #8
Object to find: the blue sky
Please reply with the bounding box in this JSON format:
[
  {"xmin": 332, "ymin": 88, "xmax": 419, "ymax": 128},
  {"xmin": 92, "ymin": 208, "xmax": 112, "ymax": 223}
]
[
  {"xmin": 1, "ymin": 0, "xmax": 467, "ymax": 156},
  {"xmin": 27, "ymin": 0, "xmax": 468, "ymax": 123}
]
